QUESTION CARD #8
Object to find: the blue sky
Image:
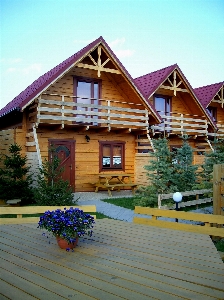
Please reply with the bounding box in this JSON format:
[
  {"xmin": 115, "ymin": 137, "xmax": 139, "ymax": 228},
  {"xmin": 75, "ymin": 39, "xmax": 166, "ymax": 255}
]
[{"xmin": 0, "ymin": 0, "xmax": 224, "ymax": 109}]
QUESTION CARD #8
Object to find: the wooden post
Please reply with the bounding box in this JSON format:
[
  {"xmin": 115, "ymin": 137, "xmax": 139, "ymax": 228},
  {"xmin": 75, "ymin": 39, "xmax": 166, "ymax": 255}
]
[{"xmin": 213, "ymin": 164, "xmax": 224, "ymax": 215}]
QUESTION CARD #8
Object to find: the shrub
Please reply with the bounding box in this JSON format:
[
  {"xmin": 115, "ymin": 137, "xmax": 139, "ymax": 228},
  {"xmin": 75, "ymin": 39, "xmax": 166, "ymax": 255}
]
[
  {"xmin": 33, "ymin": 147, "xmax": 74, "ymax": 206},
  {"xmin": 0, "ymin": 144, "xmax": 34, "ymax": 205}
]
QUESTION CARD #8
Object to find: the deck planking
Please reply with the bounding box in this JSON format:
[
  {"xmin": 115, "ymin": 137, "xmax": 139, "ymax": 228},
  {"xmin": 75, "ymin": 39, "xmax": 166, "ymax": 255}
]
[{"xmin": 0, "ymin": 219, "xmax": 224, "ymax": 300}]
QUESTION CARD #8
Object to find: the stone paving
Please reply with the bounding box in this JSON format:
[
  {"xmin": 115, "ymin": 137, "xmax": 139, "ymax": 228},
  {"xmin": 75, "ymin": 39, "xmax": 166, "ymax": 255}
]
[
  {"xmin": 74, "ymin": 190, "xmax": 134, "ymax": 222},
  {"xmin": 73, "ymin": 190, "xmax": 213, "ymax": 223}
]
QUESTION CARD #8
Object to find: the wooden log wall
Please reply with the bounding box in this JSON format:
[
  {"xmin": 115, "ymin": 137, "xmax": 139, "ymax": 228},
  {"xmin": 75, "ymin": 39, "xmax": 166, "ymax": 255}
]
[
  {"xmin": 0, "ymin": 129, "xmax": 15, "ymax": 168},
  {"xmin": 25, "ymin": 127, "xmax": 136, "ymax": 192},
  {"xmin": 134, "ymin": 153, "xmax": 154, "ymax": 186}
]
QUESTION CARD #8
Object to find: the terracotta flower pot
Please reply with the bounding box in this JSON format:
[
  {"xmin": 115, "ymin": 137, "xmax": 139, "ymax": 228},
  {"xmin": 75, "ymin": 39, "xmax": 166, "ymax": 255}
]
[{"xmin": 56, "ymin": 236, "xmax": 79, "ymax": 249}]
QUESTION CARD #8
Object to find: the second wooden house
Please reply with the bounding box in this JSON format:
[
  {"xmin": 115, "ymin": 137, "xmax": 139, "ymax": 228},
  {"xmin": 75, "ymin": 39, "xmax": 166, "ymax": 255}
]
[{"xmin": 134, "ymin": 64, "xmax": 218, "ymax": 183}]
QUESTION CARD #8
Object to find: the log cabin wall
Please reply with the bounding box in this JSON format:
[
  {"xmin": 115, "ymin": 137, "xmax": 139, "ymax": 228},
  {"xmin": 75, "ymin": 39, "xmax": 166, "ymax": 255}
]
[
  {"xmin": 26, "ymin": 127, "xmax": 136, "ymax": 192},
  {"xmin": 0, "ymin": 128, "xmax": 26, "ymax": 168},
  {"xmin": 24, "ymin": 64, "xmax": 145, "ymax": 192},
  {"xmin": 0, "ymin": 129, "xmax": 15, "ymax": 168}
]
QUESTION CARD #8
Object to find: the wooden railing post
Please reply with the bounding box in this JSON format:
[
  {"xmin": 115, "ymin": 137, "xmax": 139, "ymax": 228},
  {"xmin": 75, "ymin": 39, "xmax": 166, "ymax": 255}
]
[{"xmin": 213, "ymin": 164, "xmax": 224, "ymax": 215}]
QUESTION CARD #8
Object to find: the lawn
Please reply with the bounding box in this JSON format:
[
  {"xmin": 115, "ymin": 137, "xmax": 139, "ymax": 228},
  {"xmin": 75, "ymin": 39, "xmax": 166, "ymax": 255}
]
[{"xmin": 102, "ymin": 197, "xmax": 135, "ymax": 210}]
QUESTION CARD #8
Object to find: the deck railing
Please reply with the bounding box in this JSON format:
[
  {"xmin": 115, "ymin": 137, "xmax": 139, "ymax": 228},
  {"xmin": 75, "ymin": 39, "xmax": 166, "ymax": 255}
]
[
  {"xmin": 36, "ymin": 94, "xmax": 149, "ymax": 131},
  {"xmin": 151, "ymin": 111, "xmax": 208, "ymax": 136}
]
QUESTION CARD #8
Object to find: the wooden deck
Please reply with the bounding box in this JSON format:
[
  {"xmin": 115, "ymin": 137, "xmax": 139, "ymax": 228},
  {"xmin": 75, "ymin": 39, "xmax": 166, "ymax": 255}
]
[{"xmin": 1, "ymin": 219, "xmax": 224, "ymax": 299}]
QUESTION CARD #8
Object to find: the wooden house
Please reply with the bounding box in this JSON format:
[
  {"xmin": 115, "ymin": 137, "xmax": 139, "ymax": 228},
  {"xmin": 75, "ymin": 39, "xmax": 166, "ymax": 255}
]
[
  {"xmin": 134, "ymin": 65, "xmax": 218, "ymax": 176},
  {"xmin": 194, "ymin": 81, "xmax": 224, "ymax": 139},
  {"xmin": 0, "ymin": 36, "xmax": 161, "ymax": 192}
]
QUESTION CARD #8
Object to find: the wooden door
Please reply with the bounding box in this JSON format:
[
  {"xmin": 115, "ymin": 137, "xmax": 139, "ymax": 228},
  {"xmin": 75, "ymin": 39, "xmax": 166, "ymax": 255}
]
[{"xmin": 49, "ymin": 139, "xmax": 75, "ymax": 191}]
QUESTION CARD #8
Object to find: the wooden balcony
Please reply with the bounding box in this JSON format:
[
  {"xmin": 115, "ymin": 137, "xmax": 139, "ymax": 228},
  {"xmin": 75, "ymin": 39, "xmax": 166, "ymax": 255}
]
[
  {"xmin": 208, "ymin": 121, "xmax": 224, "ymax": 138},
  {"xmin": 151, "ymin": 112, "xmax": 208, "ymax": 136},
  {"xmin": 36, "ymin": 94, "xmax": 149, "ymax": 131}
]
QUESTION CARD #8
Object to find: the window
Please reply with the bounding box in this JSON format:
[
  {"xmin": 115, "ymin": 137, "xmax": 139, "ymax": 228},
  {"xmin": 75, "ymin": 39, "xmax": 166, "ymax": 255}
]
[
  {"xmin": 154, "ymin": 95, "xmax": 171, "ymax": 131},
  {"xmin": 73, "ymin": 77, "xmax": 101, "ymax": 123},
  {"xmin": 154, "ymin": 95, "xmax": 171, "ymax": 116},
  {"xmin": 206, "ymin": 106, "xmax": 217, "ymax": 122},
  {"xmin": 99, "ymin": 142, "xmax": 125, "ymax": 171}
]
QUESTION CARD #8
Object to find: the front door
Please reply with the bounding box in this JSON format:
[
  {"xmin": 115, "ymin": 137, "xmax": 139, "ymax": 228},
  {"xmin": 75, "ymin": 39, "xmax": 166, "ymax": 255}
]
[{"xmin": 49, "ymin": 139, "xmax": 75, "ymax": 191}]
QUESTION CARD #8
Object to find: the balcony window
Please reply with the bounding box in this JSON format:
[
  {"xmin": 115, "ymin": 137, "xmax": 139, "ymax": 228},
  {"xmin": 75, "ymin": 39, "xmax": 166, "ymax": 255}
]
[
  {"xmin": 99, "ymin": 141, "xmax": 125, "ymax": 171},
  {"xmin": 206, "ymin": 106, "xmax": 217, "ymax": 122},
  {"xmin": 73, "ymin": 77, "xmax": 101, "ymax": 123},
  {"xmin": 154, "ymin": 95, "xmax": 171, "ymax": 131},
  {"xmin": 154, "ymin": 95, "xmax": 171, "ymax": 116}
]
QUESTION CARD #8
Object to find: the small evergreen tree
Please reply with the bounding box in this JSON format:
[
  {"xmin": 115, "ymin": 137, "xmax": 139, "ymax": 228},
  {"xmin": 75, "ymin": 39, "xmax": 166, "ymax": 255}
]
[
  {"xmin": 134, "ymin": 138, "xmax": 175, "ymax": 207},
  {"xmin": 200, "ymin": 139, "xmax": 224, "ymax": 188},
  {"xmin": 33, "ymin": 147, "xmax": 74, "ymax": 206},
  {"xmin": 171, "ymin": 135, "xmax": 198, "ymax": 192},
  {"xmin": 134, "ymin": 136, "xmax": 199, "ymax": 207},
  {"xmin": 0, "ymin": 144, "xmax": 34, "ymax": 204},
  {"xmin": 145, "ymin": 138, "xmax": 174, "ymax": 194}
]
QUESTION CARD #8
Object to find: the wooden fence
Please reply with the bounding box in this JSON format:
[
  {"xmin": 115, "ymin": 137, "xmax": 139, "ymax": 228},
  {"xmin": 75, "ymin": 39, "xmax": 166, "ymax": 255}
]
[
  {"xmin": 158, "ymin": 189, "xmax": 212, "ymax": 209},
  {"xmin": 0, "ymin": 205, "xmax": 96, "ymax": 224},
  {"xmin": 134, "ymin": 206, "xmax": 224, "ymax": 237},
  {"xmin": 213, "ymin": 164, "xmax": 224, "ymax": 215}
]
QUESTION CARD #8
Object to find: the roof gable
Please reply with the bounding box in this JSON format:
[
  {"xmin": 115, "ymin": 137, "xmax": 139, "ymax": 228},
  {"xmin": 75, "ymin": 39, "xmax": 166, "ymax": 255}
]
[
  {"xmin": 134, "ymin": 64, "xmax": 177, "ymax": 99},
  {"xmin": 134, "ymin": 64, "xmax": 217, "ymax": 130},
  {"xmin": 194, "ymin": 82, "xmax": 224, "ymax": 108},
  {"xmin": 0, "ymin": 36, "xmax": 160, "ymax": 122}
]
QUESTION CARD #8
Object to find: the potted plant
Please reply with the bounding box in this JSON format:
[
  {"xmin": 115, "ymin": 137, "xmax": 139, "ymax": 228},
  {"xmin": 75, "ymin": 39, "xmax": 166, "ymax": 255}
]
[{"xmin": 38, "ymin": 207, "xmax": 95, "ymax": 250}]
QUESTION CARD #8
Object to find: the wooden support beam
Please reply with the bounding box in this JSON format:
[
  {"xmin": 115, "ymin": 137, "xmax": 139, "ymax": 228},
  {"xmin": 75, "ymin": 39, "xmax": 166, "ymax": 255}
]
[
  {"xmin": 97, "ymin": 46, "xmax": 101, "ymax": 77},
  {"xmin": 88, "ymin": 54, "xmax": 97, "ymax": 66},
  {"xmin": 76, "ymin": 63, "xmax": 121, "ymax": 75}
]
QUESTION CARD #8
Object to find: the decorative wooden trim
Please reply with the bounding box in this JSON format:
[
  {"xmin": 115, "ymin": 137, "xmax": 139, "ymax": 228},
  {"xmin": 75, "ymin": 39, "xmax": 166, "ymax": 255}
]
[{"xmin": 32, "ymin": 125, "xmax": 42, "ymax": 168}]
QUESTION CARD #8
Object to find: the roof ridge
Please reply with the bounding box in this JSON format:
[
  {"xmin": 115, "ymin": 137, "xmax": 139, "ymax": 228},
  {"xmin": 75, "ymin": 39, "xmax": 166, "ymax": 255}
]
[
  {"xmin": 134, "ymin": 63, "xmax": 177, "ymax": 80},
  {"xmin": 194, "ymin": 81, "xmax": 224, "ymax": 90}
]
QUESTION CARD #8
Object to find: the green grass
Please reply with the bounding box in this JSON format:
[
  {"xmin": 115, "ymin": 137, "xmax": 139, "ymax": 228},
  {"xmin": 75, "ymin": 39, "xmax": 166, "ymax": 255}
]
[
  {"xmin": 102, "ymin": 197, "xmax": 135, "ymax": 210},
  {"xmin": 213, "ymin": 239, "xmax": 224, "ymax": 253}
]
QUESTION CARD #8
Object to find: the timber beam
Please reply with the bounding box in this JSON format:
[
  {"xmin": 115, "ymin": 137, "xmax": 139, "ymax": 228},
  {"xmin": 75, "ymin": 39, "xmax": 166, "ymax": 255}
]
[
  {"xmin": 77, "ymin": 46, "xmax": 121, "ymax": 77},
  {"xmin": 161, "ymin": 71, "xmax": 189, "ymax": 96}
]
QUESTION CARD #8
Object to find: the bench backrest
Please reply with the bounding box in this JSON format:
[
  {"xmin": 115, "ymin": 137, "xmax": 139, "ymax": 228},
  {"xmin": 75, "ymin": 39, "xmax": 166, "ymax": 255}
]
[
  {"xmin": 134, "ymin": 206, "xmax": 224, "ymax": 237},
  {"xmin": 0, "ymin": 205, "xmax": 96, "ymax": 224}
]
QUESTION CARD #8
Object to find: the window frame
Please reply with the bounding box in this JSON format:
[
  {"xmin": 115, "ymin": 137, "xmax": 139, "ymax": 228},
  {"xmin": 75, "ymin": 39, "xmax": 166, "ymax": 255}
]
[
  {"xmin": 73, "ymin": 76, "xmax": 102, "ymax": 124},
  {"xmin": 99, "ymin": 141, "xmax": 125, "ymax": 172},
  {"xmin": 206, "ymin": 106, "xmax": 217, "ymax": 122},
  {"xmin": 154, "ymin": 94, "xmax": 172, "ymax": 115},
  {"xmin": 73, "ymin": 76, "xmax": 102, "ymax": 101}
]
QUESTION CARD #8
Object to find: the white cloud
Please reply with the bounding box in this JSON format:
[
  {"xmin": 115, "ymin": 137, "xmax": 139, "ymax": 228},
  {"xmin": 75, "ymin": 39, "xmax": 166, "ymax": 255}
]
[
  {"xmin": 6, "ymin": 67, "xmax": 17, "ymax": 73},
  {"xmin": 108, "ymin": 38, "xmax": 135, "ymax": 58},
  {"xmin": 0, "ymin": 58, "xmax": 22, "ymax": 64},
  {"xmin": 109, "ymin": 38, "xmax": 126, "ymax": 48},
  {"xmin": 22, "ymin": 63, "xmax": 42, "ymax": 75},
  {"xmin": 114, "ymin": 49, "xmax": 135, "ymax": 58},
  {"xmin": 73, "ymin": 39, "xmax": 92, "ymax": 44}
]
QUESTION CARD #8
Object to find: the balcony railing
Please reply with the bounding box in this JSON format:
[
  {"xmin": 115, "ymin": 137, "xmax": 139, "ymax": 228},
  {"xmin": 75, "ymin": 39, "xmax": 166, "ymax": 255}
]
[
  {"xmin": 207, "ymin": 121, "xmax": 224, "ymax": 138},
  {"xmin": 36, "ymin": 94, "xmax": 149, "ymax": 131},
  {"xmin": 151, "ymin": 112, "xmax": 208, "ymax": 136}
]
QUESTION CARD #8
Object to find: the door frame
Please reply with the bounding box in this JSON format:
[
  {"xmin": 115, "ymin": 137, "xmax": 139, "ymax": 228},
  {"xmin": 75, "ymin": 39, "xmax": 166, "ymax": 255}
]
[{"xmin": 48, "ymin": 139, "xmax": 75, "ymax": 191}]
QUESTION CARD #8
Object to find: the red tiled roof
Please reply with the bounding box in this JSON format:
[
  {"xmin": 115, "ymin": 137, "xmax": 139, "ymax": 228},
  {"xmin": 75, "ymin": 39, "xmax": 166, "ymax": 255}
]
[
  {"xmin": 0, "ymin": 37, "xmax": 104, "ymax": 117},
  {"xmin": 134, "ymin": 64, "xmax": 177, "ymax": 99},
  {"xmin": 194, "ymin": 82, "xmax": 224, "ymax": 108},
  {"xmin": 0, "ymin": 36, "xmax": 160, "ymax": 122},
  {"xmin": 134, "ymin": 64, "xmax": 217, "ymax": 130}
]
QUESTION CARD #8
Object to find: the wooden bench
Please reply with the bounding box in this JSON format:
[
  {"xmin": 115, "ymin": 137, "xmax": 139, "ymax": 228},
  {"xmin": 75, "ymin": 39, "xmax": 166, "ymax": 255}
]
[
  {"xmin": 133, "ymin": 206, "xmax": 224, "ymax": 237},
  {"xmin": 0, "ymin": 205, "xmax": 96, "ymax": 224},
  {"xmin": 91, "ymin": 182, "xmax": 138, "ymax": 197},
  {"xmin": 91, "ymin": 173, "xmax": 138, "ymax": 196}
]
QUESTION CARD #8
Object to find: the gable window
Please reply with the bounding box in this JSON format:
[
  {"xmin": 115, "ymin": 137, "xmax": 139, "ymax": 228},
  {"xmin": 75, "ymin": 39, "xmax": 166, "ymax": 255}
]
[
  {"xmin": 154, "ymin": 95, "xmax": 171, "ymax": 115},
  {"xmin": 99, "ymin": 141, "xmax": 125, "ymax": 171},
  {"xmin": 73, "ymin": 77, "xmax": 101, "ymax": 123},
  {"xmin": 206, "ymin": 106, "xmax": 217, "ymax": 122},
  {"xmin": 154, "ymin": 95, "xmax": 171, "ymax": 130}
]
